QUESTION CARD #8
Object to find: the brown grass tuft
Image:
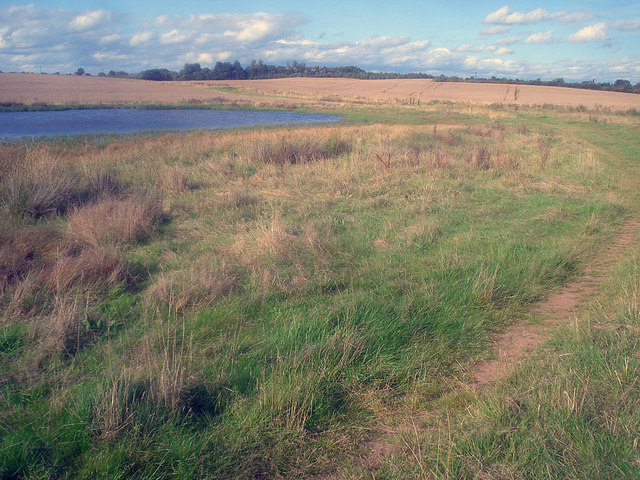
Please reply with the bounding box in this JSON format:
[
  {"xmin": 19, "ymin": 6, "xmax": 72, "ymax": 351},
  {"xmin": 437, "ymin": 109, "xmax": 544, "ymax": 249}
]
[
  {"xmin": 246, "ymin": 134, "xmax": 352, "ymax": 165},
  {"xmin": 67, "ymin": 196, "xmax": 163, "ymax": 248},
  {"xmin": 45, "ymin": 247, "xmax": 128, "ymax": 292},
  {"xmin": 0, "ymin": 228, "xmax": 62, "ymax": 291},
  {"xmin": 145, "ymin": 259, "xmax": 238, "ymax": 312},
  {"xmin": 220, "ymin": 189, "xmax": 258, "ymax": 209},
  {"xmin": 158, "ymin": 165, "xmax": 189, "ymax": 195}
]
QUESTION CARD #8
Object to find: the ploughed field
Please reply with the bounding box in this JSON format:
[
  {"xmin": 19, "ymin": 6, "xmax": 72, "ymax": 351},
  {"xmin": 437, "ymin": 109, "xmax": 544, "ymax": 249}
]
[{"xmin": 2, "ymin": 72, "xmax": 640, "ymax": 110}]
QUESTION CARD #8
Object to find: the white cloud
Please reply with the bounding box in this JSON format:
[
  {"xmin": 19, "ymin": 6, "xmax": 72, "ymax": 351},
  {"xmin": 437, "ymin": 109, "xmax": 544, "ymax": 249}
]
[
  {"xmin": 559, "ymin": 11, "xmax": 596, "ymax": 23},
  {"xmin": 613, "ymin": 18, "xmax": 640, "ymax": 31},
  {"xmin": 569, "ymin": 23, "xmax": 607, "ymax": 43},
  {"xmin": 216, "ymin": 12, "xmax": 302, "ymax": 43},
  {"xmin": 481, "ymin": 25, "xmax": 511, "ymax": 35},
  {"xmin": 130, "ymin": 31, "xmax": 155, "ymax": 46},
  {"xmin": 160, "ymin": 29, "xmax": 188, "ymax": 44},
  {"xmin": 483, "ymin": 5, "xmax": 595, "ymax": 26},
  {"xmin": 494, "ymin": 47, "xmax": 513, "ymax": 55},
  {"xmin": 524, "ymin": 31, "xmax": 554, "ymax": 44},
  {"xmin": 484, "ymin": 5, "xmax": 555, "ymax": 25},
  {"xmin": 69, "ymin": 10, "xmax": 111, "ymax": 32},
  {"xmin": 456, "ymin": 44, "xmax": 512, "ymax": 55},
  {"xmin": 494, "ymin": 36, "xmax": 521, "ymax": 46},
  {"xmin": 276, "ymin": 39, "xmax": 318, "ymax": 46},
  {"xmin": 100, "ymin": 33, "xmax": 121, "ymax": 45}
]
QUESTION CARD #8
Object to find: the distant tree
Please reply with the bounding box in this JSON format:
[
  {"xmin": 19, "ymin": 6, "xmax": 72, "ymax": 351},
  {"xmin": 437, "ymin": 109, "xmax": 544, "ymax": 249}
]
[
  {"xmin": 75, "ymin": 67, "xmax": 85, "ymax": 76},
  {"xmin": 141, "ymin": 68, "xmax": 175, "ymax": 81},
  {"xmin": 614, "ymin": 79, "xmax": 632, "ymax": 91},
  {"xmin": 179, "ymin": 63, "xmax": 202, "ymax": 80},
  {"xmin": 232, "ymin": 60, "xmax": 247, "ymax": 79},
  {"xmin": 98, "ymin": 72, "xmax": 106, "ymax": 77}
]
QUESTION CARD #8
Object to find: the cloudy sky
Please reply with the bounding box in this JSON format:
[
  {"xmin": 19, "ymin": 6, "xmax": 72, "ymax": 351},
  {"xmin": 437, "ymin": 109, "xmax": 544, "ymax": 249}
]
[{"xmin": 1, "ymin": 1, "xmax": 639, "ymax": 81}]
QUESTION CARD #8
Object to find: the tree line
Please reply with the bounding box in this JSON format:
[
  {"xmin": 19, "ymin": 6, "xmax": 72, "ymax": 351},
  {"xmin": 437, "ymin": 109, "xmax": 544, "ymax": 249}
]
[{"xmin": 86, "ymin": 60, "xmax": 640, "ymax": 95}]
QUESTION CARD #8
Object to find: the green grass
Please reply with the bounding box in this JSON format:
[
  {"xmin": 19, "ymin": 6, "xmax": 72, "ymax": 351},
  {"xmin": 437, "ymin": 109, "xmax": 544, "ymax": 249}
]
[{"xmin": 0, "ymin": 101, "xmax": 638, "ymax": 479}]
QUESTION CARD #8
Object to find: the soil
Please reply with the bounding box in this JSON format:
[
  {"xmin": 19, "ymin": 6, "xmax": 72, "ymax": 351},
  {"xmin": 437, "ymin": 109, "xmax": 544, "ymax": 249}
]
[{"xmin": 207, "ymin": 78, "xmax": 640, "ymax": 110}]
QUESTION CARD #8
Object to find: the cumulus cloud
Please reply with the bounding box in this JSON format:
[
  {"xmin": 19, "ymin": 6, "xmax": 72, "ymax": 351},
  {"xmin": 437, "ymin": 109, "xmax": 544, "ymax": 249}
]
[
  {"xmin": 456, "ymin": 44, "xmax": 513, "ymax": 55},
  {"xmin": 484, "ymin": 5, "xmax": 555, "ymax": 25},
  {"xmin": 160, "ymin": 29, "xmax": 188, "ymax": 44},
  {"xmin": 560, "ymin": 11, "xmax": 597, "ymax": 23},
  {"xmin": 483, "ymin": 5, "xmax": 594, "ymax": 25},
  {"xmin": 613, "ymin": 18, "xmax": 640, "ymax": 31},
  {"xmin": 481, "ymin": 25, "xmax": 511, "ymax": 35},
  {"xmin": 524, "ymin": 31, "xmax": 554, "ymax": 44},
  {"xmin": 130, "ymin": 31, "xmax": 156, "ymax": 46},
  {"xmin": 69, "ymin": 10, "xmax": 111, "ymax": 32},
  {"xmin": 569, "ymin": 23, "xmax": 607, "ymax": 43},
  {"xmin": 494, "ymin": 36, "xmax": 521, "ymax": 46}
]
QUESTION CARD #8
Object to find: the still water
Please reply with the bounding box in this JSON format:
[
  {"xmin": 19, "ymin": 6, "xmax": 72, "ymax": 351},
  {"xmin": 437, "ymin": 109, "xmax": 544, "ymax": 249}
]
[{"xmin": 0, "ymin": 109, "xmax": 341, "ymax": 139}]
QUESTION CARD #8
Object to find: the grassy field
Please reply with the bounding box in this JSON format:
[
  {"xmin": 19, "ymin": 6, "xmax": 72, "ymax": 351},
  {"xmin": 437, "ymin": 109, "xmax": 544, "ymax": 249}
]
[{"xmin": 1, "ymin": 98, "xmax": 639, "ymax": 479}]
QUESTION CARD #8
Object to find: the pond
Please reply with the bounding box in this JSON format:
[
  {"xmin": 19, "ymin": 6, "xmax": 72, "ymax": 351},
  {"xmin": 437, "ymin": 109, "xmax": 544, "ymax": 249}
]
[{"xmin": 0, "ymin": 109, "xmax": 341, "ymax": 139}]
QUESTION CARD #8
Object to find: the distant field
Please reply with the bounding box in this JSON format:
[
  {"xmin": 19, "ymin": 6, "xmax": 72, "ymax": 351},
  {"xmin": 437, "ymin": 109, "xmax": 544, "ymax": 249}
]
[
  {"xmin": 2, "ymin": 73, "xmax": 640, "ymax": 110},
  {"xmin": 0, "ymin": 73, "xmax": 227, "ymax": 106},
  {"xmin": 208, "ymin": 77, "xmax": 640, "ymax": 110}
]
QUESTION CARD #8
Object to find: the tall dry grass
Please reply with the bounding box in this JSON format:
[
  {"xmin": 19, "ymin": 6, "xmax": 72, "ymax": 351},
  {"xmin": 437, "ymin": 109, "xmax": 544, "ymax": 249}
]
[{"xmin": 66, "ymin": 196, "xmax": 163, "ymax": 248}]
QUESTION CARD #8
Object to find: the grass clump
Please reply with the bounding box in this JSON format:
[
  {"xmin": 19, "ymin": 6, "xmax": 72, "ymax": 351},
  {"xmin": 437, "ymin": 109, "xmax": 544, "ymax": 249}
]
[
  {"xmin": 67, "ymin": 196, "xmax": 164, "ymax": 248},
  {"xmin": 246, "ymin": 132, "xmax": 352, "ymax": 164}
]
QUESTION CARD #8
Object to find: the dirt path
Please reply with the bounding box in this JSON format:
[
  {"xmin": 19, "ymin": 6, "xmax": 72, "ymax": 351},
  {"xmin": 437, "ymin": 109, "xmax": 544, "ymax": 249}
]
[
  {"xmin": 315, "ymin": 217, "xmax": 640, "ymax": 478},
  {"xmin": 473, "ymin": 216, "xmax": 640, "ymax": 386}
]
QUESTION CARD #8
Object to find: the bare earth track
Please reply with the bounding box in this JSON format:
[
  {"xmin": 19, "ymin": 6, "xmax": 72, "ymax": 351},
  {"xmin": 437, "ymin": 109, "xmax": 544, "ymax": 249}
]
[
  {"xmin": 2, "ymin": 73, "xmax": 640, "ymax": 110},
  {"xmin": 473, "ymin": 216, "xmax": 640, "ymax": 386}
]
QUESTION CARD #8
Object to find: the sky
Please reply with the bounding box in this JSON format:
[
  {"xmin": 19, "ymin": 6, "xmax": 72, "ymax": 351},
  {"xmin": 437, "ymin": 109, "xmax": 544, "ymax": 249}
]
[{"xmin": 1, "ymin": 1, "xmax": 639, "ymax": 82}]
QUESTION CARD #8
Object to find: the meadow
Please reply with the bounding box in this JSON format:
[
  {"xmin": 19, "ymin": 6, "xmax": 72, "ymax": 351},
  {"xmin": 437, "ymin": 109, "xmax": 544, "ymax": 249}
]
[{"xmin": 1, "ymin": 94, "xmax": 640, "ymax": 479}]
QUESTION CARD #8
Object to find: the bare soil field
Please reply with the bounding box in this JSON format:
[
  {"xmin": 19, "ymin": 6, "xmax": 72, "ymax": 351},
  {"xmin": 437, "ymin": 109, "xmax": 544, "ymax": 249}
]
[
  {"xmin": 2, "ymin": 73, "xmax": 640, "ymax": 110},
  {"xmin": 0, "ymin": 73, "xmax": 227, "ymax": 105},
  {"xmin": 209, "ymin": 77, "xmax": 640, "ymax": 110}
]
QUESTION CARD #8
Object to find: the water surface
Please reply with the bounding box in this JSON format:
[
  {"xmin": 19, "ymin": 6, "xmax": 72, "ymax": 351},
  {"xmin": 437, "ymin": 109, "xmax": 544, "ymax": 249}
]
[{"xmin": 0, "ymin": 109, "xmax": 341, "ymax": 139}]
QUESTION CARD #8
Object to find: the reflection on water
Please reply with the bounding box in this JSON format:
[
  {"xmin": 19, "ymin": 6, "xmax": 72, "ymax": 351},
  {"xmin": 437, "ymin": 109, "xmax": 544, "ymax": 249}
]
[{"xmin": 0, "ymin": 109, "xmax": 341, "ymax": 139}]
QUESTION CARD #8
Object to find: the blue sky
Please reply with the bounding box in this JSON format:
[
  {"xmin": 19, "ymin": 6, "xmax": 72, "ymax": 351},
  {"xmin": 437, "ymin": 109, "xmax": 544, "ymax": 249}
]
[{"xmin": 1, "ymin": 1, "xmax": 639, "ymax": 81}]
